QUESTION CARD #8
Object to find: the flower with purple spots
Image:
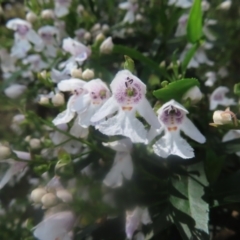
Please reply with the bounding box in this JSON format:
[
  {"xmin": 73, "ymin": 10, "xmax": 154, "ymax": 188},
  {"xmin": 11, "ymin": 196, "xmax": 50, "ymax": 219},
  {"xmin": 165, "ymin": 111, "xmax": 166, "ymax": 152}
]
[
  {"xmin": 91, "ymin": 70, "xmax": 160, "ymax": 143},
  {"xmin": 148, "ymin": 100, "xmax": 206, "ymax": 159}
]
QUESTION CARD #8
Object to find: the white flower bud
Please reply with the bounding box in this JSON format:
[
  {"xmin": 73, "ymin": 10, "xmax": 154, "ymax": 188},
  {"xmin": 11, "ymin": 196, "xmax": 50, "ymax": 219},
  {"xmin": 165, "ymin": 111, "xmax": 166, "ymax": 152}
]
[
  {"xmin": 31, "ymin": 188, "xmax": 47, "ymax": 203},
  {"xmin": 159, "ymin": 61, "xmax": 166, "ymax": 68},
  {"xmin": 82, "ymin": 69, "xmax": 94, "ymax": 80},
  {"xmin": 213, "ymin": 110, "xmax": 232, "ymax": 125},
  {"xmin": 24, "ymin": 135, "xmax": 31, "ymax": 142},
  {"xmin": 41, "ymin": 193, "xmax": 58, "ymax": 208},
  {"xmin": 41, "ymin": 9, "xmax": 55, "ymax": 19},
  {"xmin": 201, "ymin": 0, "xmax": 210, "ymax": 11},
  {"xmin": 71, "ymin": 68, "xmax": 82, "ymax": 78},
  {"xmin": 83, "ymin": 32, "xmax": 91, "ymax": 41},
  {"xmin": 29, "ymin": 138, "xmax": 41, "ymax": 149},
  {"xmin": 102, "ymin": 24, "xmax": 110, "ymax": 33},
  {"xmin": 77, "ymin": 4, "xmax": 85, "ymax": 13},
  {"xmin": 38, "ymin": 96, "xmax": 50, "ymax": 105},
  {"xmin": 51, "ymin": 93, "xmax": 65, "ymax": 106},
  {"xmin": 136, "ymin": 14, "xmax": 143, "ymax": 21},
  {"xmin": 217, "ymin": 0, "xmax": 231, "ymax": 10},
  {"xmin": 4, "ymin": 84, "xmax": 26, "ymax": 99},
  {"xmin": 100, "ymin": 37, "xmax": 114, "ymax": 54},
  {"xmin": 91, "ymin": 23, "xmax": 101, "ymax": 32},
  {"xmin": 56, "ymin": 189, "xmax": 73, "ymax": 203},
  {"xmin": 182, "ymin": 86, "xmax": 203, "ymax": 104},
  {"xmin": 95, "ymin": 32, "xmax": 105, "ymax": 42},
  {"xmin": 40, "ymin": 70, "xmax": 47, "ymax": 79},
  {"xmin": 26, "ymin": 12, "xmax": 37, "ymax": 23},
  {"xmin": 0, "ymin": 145, "xmax": 11, "ymax": 160}
]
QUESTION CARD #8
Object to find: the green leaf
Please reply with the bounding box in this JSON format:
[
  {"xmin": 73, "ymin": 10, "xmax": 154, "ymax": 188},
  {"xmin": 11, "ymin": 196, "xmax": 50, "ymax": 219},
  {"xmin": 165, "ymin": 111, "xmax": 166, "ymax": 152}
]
[
  {"xmin": 234, "ymin": 83, "xmax": 240, "ymax": 96},
  {"xmin": 187, "ymin": 0, "xmax": 203, "ymax": 43},
  {"xmin": 153, "ymin": 78, "xmax": 199, "ymax": 101},
  {"xmin": 123, "ymin": 55, "xmax": 135, "ymax": 73},
  {"xmin": 170, "ymin": 163, "xmax": 209, "ymax": 239},
  {"xmin": 181, "ymin": 43, "xmax": 199, "ymax": 73}
]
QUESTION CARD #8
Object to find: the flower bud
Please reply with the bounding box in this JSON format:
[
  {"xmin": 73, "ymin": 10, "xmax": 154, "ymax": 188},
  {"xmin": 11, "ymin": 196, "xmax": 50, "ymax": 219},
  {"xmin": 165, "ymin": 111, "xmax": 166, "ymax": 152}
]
[
  {"xmin": 83, "ymin": 32, "xmax": 91, "ymax": 41},
  {"xmin": 71, "ymin": 68, "xmax": 82, "ymax": 78},
  {"xmin": 56, "ymin": 189, "xmax": 73, "ymax": 203},
  {"xmin": 136, "ymin": 14, "xmax": 143, "ymax": 21},
  {"xmin": 201, "ymin": 0, "xmax": 210, "ymax": 11},
  {"xmin": 213, "ymin": 110, "xmax": 232, "ymax": 125},
  {"xmin": 102, "ymin": 24, "xmax": 109, "ymax": 33},
  {"xmin": 30, "ymin": 188, "xmax": 47, "ymax": 203},
  {"xmin": 182, "ymin": 86, "xmax": 203, "ymax": 104},
  {"xmin": 95, "ymin": 32, "xmax": 105, "ymax": 42},
  {"xmin": 82, "ymin": 69, "xmax": 94, "ymax": 80},
  {"xmin": 24, "ymin": 135, "xmax": 31, "ymax": 142},
  {"xmin": 29, "ymin": 138, "xmax": 41, "ymax": 149},
  {"xmin": 91, "ymin": 23, "xmax": 101, "ymax": 32},
  {"xmin": 41, "ymin": 9, "xmax": 55, "ymax": 19},
  {"xmin": 100, "ymin": 37, "xmax": 114, "ymax": 54},
  {"xmin": 4, "ymin": 84, "xmax": 26, "ymax": 99},
  {"xmin": 217, "ymin": 0, "xmax": 231, "ymax": 10},
  {"xmin": 159, "ymin": 61, "xmax": 166, "ymax": 68},
  {"xmin": 77, "ymin": 4, "xmax": 84, "ymax": 13},
  {"xmin": 26, "ymin": 12, "xmax": 37, "ymax": 23},
  {"xmin": 40, "ymin": 70, "xmax": 47, "ymax": 79},
  {"xmin": 51, "ymin": 93, "xmax": 65, "ymax": 106},
  {"xmin": 0, "ymin": 145, "xmax": 11, "ymax": 160},
  {"xmin": 38, "ymin": 96, "xmax": 50, "ymax": 105},
  {"xmin": 41, "ymin": 193, "xmax": 58, "ymax": 208}
]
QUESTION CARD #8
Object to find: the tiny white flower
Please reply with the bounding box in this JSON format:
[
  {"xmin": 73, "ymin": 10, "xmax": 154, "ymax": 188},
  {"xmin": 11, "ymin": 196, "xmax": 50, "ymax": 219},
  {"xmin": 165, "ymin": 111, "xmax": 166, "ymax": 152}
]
[
  {"xmin": 222, "ymin": 130, "xmax": 240, "ymax": 156},
  {"xmin": 100, "ymin": 37, "xmax": 114, "ymax": 54},
  {"xmin": 91, "ymin": 70, "xmax": 160, "ymax": 143},
  {"xmin": 182, "ymin": 86, "xmax": 203, "ymax": 104},
  {"xmin": 168, "ymin": 0, "xmax": 193, "ymax": 9},
  {"xmin": 4, "ymin": 84, "xmax": 26, "ymax": 99},
  {"xmin": 54, "ymin": 0, "xmax": 72, "ymax": 18},
  {"xmin": 125, "ymin": 207, "xmax": 152, "ymax": 239},
  {"xmin": 205, "ymin": 71, "xmax": 217, "ymax": 87},
  {"xmin": 217, "ymin": 0, "xmax": 232, "ymax": 10},
  {"xmin": 6, "ymin": 18, "xmax": 42, "ymax": 58},
  {"xmin": 74, "ymin": 28, "xmax": 86, "ymax": 42},
  {"xmin": 119, "ymin": 0, "xmax": 138, "ymax": 23},
  {"xmin": 175, "ymin": 14, "xmax": 188, "ymax": 37},
  {"xmin": 22, "ymin": 54, "xmax": 48, "ymax": 72},
  {"xmin": 33, "ymin": 211, "xmax": 76, "ymax": 240},
  {"xmin": 51, "ymin": 67, "xmax": 74, "ymax": 83},
  {"xmin": 209, "ymin": 86, "xmax": 236, "ymax": 110},
  {"xmin": 103, "ymin": 138, "xmax": 133, "ymax": 188},
  {"xmin": 72, "ymin": 79, "xmax": 111, "ymax": 127},
  {"xmin": 151, "ymin": 100, "xmax": 206, "ymax": 159}
]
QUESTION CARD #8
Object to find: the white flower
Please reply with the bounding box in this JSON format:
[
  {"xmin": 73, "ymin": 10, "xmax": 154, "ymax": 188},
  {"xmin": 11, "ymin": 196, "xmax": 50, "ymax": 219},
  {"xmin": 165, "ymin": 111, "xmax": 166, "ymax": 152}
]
[
  {"xmin": 103, "ymin": 138, "xmax": 133, "ymax": 188},
  {"xmin": 218, "ymin": 67, "xmax": 228, "ymax": 78},
  {"xmin": 222, "ymin": 130, "xmax": 240, "ymax": 156},
  {"xmin": 61, "ymin": 37, "xmax": 91, "ymax": 68},
  {"xmin": 217, "ymin": 0, "xmax": 232, "ymax": 10},
  {"xmin": 6, "ymin": 18, "xmax": 42, "ymax": 58},
  {"xmin": 36, "ymin": 26, "xmax": 60, "ymax": 57},
  {"xmin": 151, "ymin": 100, "xmax": 206, "ymax": 159},
  {"xmin": 203, "ymin": 19, "xmax": 217, "ymax": 41},
  {"xmin": 175, "ymin": 14, "xmax": 188, "ymax": 37},
  {"xmin": 180, "ymin": 43, "xmax": 214, "ymax": 68},
  {"xmin": 205, "ymin": 71, "xmax": 217, "ymax": 87},
  {"xmin": 182, "ymin": 86, "xmax": 203, "ymax": 104},
  {"xmin": 0, "ymin": 150, "xmax": 31, "ymax": 189},
  {"xmin": 74, "ymin": 28, "xmax": 86, "ymax": 42},
  {"xmin": 10, "ymin": 114, "xmax": 25, "ymax": 134},
  {"xmin": 52, "ymin": 78, "xmax": 86, "ymax": 125},
  {"xmin": 209, "ymin": 86, "xmax": 236, "ymax": 110},
  {"xmin": 100, "ymin": 37, "xmax": 114, "ymax": 54},
  {"xmin": 72, "ymin": 79, "xmax": 111, "ymax": 127},
  {"xmin": 4, "ymin": 84, "xmax": 26, "ymax": 99},
  {"xmin": 54, "ymin": 0, "xmax": 72, "ymax": 18},
  {"xmin": 119, "ymin": 0, "xmax": 138, "ymax": 23},
  {"xmin": 22, "ymin": 54, "xmax": 48, "ymax": 72},
  {"xmin": 51, "ymin": 66, "xmax": 74, "ymax": 83},
  {"xmin": 33, "ymin": 211, "xmax": 76, "ymax": 240},
  {"xmin": 91, "ymin": 70, "xmax": 160, "ymax": 143},
  {"xmin": 125, "ymin": 207, "xmax": 152, "ymax": 239},
  {"xmin": 168, "ymin": 0, "xmax": 193, "ymax": 9}
]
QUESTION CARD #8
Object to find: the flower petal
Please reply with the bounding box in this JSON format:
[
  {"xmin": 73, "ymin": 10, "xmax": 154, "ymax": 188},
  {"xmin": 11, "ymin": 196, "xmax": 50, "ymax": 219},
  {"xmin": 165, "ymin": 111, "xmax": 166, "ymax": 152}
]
[
  {"xmin": 102, "ymin": 138, "xmax": 132, "ymax": 152},
  {"xmin": 58, "ymin": 79, "xmax": 85, "ymax": 92},
  {"xmin": 72, "ymin": 94, "xmax": 91, "ymax": 114},
  {"xmin": 78, "ymin": 104, "xmax": 99, "ymax": 127},
  {"xmin": 181, "ymin": 117, "xmax": 206, "ymax": 143},
  {"xmin": 0, "ymin": 165, "xmax": 15, "ymax": 189},
  {"xmin": 27, "ymin": 29, "xmax": 42, "ymax": 45}
]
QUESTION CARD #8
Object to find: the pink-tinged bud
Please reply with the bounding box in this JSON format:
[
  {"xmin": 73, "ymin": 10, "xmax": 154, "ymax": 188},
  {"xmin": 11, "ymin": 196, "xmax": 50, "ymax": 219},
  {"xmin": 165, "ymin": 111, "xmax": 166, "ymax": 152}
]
[
  {"xmin": 31, "ymin": 188, "xmax": 47, "ymax": 203},
  {"xmin": 41, "ymin": 193, "xmax": 58, "ymax": 208},
  {"xmin": 51, "ymin": 93, "xmax": 65, "ymax": 106},
  {"xmin": 4, "ymin": 84, "xmax": 26, "ymax": 99},
  {"xmin": 100, "ymin": 37, "xmax": 114, "ymax": 54}
]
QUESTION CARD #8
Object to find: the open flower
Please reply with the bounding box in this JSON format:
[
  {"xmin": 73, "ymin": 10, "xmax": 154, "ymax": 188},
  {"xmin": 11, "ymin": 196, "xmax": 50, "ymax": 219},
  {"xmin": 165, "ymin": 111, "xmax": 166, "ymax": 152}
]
[
  {"xmin": 182, "ymin": 86, "xmax": 203, "ymax": 104},
  {"xmin": 54, "ymin": 0, "xmax": 72, "ymax": 18},
  {"xmin": 91, "ymin": 70, "xmax": 160, "ymax": 143},
  {"xmin": 168, "ymin": 0, "xmax": 193, "ymax": 8},
  {"xmin": 119, "ymin": 0, "xmax": 138, "ymax": 24},
  {"xmin": 205, "ymin": 71, "xmax": 217, "ymax": 87},
  {"xmin": 6, "ymin": 18, "xmax": 42, "ymax": 58},
  {"xmin": 125, "ymin": 207, "xmax": 152, "ymax": 239},
  {"xmin": 52, "ymin": 78, "xmax": 86, "ymax": 126},
  {"xmin": 0, "ymin": 150, "xmax": 31, "ymax": 189},
  {"xmin": 209, "ymin": 86, "xmax": 236, "ymax": 110},
  {"xmin": 33, "ymin": 211, "xmax": 76, "ymax": 240},
  {"xmin": 72, "ymin": 79, "xmax": 111, "ymax": 127},
  {"xmin": 151, "ymin": 100, "xmax": 206, "ymax": 159},
  {"xmin": 103, "ymin": 138, "xmax": 133, "ymax": 188},
  {"xmin": 222, "ymin": 130, "xmax": 240, "ymax": 156},
  {"xmin": 22, "ymin": 54, "xmax": 48, "ymax": 72}
]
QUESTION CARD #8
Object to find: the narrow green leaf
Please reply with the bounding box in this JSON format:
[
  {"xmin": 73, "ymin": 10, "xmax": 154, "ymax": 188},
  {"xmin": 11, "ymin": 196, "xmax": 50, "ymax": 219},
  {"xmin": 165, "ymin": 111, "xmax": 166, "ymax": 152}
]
[
  {"xmin": 187, "ymin": 0, "xmax": 203, "ymax": 43},
  {"xmin": 181, "ymin": 43, "xmax": 199, "ymax": 72},
  {"xmin": 153, "ymin": 78, "xmax": 199, "ymax": 101},
  {"xmin": 123, "ymin": 55, "xmax": 135, "ymax": 73}
]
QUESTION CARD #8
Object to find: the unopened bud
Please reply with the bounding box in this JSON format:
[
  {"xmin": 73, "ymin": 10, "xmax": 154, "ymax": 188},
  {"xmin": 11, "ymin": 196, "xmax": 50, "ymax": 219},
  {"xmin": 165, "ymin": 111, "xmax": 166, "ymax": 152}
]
[
  {"xmin": 83, "ymin": 32, "xmax": 91, "ymax": 41},
  {"xmin": 160, "ymin": 61, "xmax": 166, "ymax": 68},
  {"xmin": 26, "ymin": 12, "xmax": 37, "ymax": 23},
  {"xmin": 24, "ymin": 135, "xmax": 31, "ymax": 142},
  {"xmin": 82, "ymin": 69, "xmax": 94, "ymax": 80},
  {"xmin": 29, "ymin": 138, "xmax": 41, "ymax": 149},
  {"xmin": 91, "ymin": 23, "xmax": 101, "ymax": 32},
  {"xmin": 95, "ymin": 33, "xmax": 105, "ymax": 42},
  {"xmin": 213, "ymin": 110, "xmax": 233, "ymax": 125},
  {"xmin": 30, "ymin": 188, "xmax": 47, "ymax": 203},
  {"xmin": 40, "ymin": 70, "xmax": 47, "ymax": 79},
  {"xmin": 41, "ymin": 193, "xmax": 58, "ymax": 208},
  {"xmin": 71, "ymin": 68, "xmax": 82, "ymax": 78},
  {"xmin": 182, "ymin": 86, "xmax": 203, "ymax": 104},
  {"xmin": 51, "ymin": 93, "xmax": 65, "ymax": 106},
  {"xmin": 102, "ymin": 24, "xmax": 110, "ymax": 33},
  {"xmin": 39, "ymin": 96, "xmax": 50, "ymax": 105},
  {"xmin": 100, "ymin": 37, "xmax": 114, "ymax": 54},
  {"xmin": 56, "ymin": 189, "xmax": 73, "ymax": 203},
  {"xmin": 41, "ymin": 9, "xmax": 55, "ymax": 19},
  {"xmin": 0, "ymin": 145, "xmax": 11, "ymax": 160},
  {"xmin": 136, "ymin": 14, "xmax": 143, "ymax": 21},
  {"xmin": 77, "ymin": 4, "xmax": 84, "ymax": 13}
]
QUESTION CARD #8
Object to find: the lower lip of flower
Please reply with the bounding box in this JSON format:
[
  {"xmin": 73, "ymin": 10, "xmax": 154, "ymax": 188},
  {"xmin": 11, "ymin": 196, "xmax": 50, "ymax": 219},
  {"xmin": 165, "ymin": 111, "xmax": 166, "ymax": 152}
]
[{"xmin": 122, "ymin": 106, "xmax": 133, "ymax": 111}]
